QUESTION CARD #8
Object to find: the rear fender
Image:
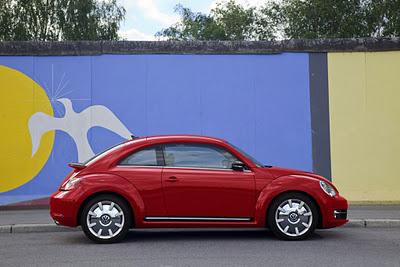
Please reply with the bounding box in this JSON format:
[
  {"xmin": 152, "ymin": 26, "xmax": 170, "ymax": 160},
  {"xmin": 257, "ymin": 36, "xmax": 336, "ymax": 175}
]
[{"xmin": 76, "ymin": 173, "xmax": 146, "ymax": 227}]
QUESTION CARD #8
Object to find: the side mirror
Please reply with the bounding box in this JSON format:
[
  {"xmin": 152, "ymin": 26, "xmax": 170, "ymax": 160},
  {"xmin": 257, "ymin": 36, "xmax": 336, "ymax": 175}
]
[{"xmin": 232, "ymin": 161, "xmax": 246, "ymax": 171}]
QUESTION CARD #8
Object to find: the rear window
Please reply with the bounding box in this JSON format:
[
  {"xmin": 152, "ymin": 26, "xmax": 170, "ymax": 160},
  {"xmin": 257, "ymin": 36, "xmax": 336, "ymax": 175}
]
[
  {"xmin": 84, "ymin": 142, "xmax": 128, "ymax": 166},
  {"xmin": 119, "ymin": 147, "xmax": 159, "ymax": 166}
]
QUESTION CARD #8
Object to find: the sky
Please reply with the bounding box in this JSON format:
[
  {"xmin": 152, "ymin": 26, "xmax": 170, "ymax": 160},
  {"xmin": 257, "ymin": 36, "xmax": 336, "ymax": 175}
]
[{"xmin": 118, "ymin": 0, "xmax": 268, "ymax": 40}]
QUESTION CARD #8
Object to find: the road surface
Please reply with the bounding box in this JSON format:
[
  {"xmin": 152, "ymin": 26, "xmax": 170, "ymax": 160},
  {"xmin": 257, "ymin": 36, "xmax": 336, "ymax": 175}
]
[{"xmin": 1, "ymin": 227, "xmax": 399, "ymax": 266}]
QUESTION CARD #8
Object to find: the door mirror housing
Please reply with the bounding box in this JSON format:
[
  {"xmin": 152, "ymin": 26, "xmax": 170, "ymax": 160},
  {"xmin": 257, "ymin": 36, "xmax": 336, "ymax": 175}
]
[{"xmin": 232, "ymin": 161, "xmax": 246, "ymax": 171}]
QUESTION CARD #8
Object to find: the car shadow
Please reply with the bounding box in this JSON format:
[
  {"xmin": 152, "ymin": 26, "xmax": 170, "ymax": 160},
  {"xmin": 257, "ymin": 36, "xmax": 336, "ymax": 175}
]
[
  {"xmin": 122, "ymin": 228, "xmax": 343, "ymax": 243},
  {"xmin": 64, "ymin": 228, "xmax": 344, "ymax": 244},
  {"xmin": 125, "ymin": 228, "xmax": 273, "ymax": 242}
]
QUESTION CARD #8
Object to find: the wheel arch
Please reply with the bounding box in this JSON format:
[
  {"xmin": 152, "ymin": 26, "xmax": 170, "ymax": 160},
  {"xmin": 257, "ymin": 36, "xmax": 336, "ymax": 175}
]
[
  {"xmin": 265, "ymin": 190, "xmax": 322, "ymax": 229},
  {"xmin": 255, "ymin": 175, "xmax": 328, "ymax": 228},
  {"xmin": 77, "ymin": 191, "xmax": 135, "ymax": 227}
]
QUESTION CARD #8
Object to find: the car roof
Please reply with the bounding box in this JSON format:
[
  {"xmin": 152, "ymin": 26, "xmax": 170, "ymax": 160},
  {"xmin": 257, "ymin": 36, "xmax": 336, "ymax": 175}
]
[{"xmin": 130, "ymin": 134, "xmax": 227, "ymax": 144}]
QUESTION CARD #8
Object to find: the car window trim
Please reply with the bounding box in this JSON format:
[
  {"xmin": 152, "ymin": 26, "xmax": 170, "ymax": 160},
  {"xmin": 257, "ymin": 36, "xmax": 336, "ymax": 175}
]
[
  {"xmin": 115, "ymin": 165, "xmax": 163, "ymax": 169},
  {"xmin": 114, "ymin": 165, "xmax": 252, "ymax": 172},
  {"xmin": 156, "ymin": 145, "xmax": 165, "ymax": 166},
  {"xmin": 116, "ymin": 142, "xmax": 252, "ymax": 171},
  {"xmin": 163, "ymin": 165, "xmax": 252, "ymax": 173},
  {"xmin": 118, "ymin": 145, "xmax": 164, "ymax": 167},
  {"xmin": 161, "ymin": 142, "xmax": 250, "ymax": 171}
]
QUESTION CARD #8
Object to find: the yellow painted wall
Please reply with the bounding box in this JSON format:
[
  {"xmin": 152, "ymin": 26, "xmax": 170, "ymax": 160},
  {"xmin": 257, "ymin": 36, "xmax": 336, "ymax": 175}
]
[{"xmin": 328, "ymin": 52, "xmax": 400, "ymax": 202}]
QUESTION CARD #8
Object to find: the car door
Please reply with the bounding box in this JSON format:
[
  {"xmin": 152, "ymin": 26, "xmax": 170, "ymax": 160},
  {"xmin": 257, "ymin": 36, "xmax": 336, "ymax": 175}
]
[
  {"xmin": 161, "ymin": 143, "xmax": 256, "ymax": 219},
  {"xmin": 112, "ymin": 145, "xmax": 166, "ymax": 216}
]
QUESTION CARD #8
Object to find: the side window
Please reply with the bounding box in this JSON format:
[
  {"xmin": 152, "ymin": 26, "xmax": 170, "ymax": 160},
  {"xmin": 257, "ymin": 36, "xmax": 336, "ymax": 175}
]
[
  {"xmin": 163, "ymin": 143, "xmax": 238, "ymax": 169},
  {"xmin": 119, "ymin": 146, "xmax": 160, "ymax": 166}
]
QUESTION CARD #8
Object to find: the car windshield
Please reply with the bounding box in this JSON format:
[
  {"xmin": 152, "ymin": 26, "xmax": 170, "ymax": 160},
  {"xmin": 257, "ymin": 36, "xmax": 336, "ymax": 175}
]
[{"xmin": 228, "ymin": 142, "xmax": 265, "ymax": 168}]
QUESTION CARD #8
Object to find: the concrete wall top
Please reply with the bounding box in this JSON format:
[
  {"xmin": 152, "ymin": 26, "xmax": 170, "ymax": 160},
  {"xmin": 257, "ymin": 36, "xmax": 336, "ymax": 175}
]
[{"xmin": 1, "ymin": 38, "xmax": 400, "ymax": 56}]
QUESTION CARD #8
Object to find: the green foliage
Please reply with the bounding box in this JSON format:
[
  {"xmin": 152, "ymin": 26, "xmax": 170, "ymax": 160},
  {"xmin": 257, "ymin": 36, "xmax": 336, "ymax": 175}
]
[
  {"xmin": 212, "ymin": 1, "xmax": 256, "ymax": 40},
  {"xmin": 158, "ymin": 0, "xmax": 400, "ymax": 40},
  {"xmin": 156, "ymin": 1, "xmax": 257, "ymax": 41},
  {"xmin": 366, "ymin": 0, "xmax": 400, "ymax": 37},
  {"xmin": 0, "ymin": 0, "xmax": 14, "ymax": 40},
  {"xmin": 156, "ymin": 5, "xmax": 223, "ymax": 41},
  {"xmin": 273, "ymin": 0, "xmax": 370, "ymax": 39},
  {"xmin": 0, "ymin": 0, "xmax": 125, "ymax": 41}
]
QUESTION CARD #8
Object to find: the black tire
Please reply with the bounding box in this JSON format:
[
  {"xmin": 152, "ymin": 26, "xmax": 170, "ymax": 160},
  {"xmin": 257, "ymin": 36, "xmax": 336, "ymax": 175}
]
[
  {"xmin": 267, "ymin": 192, "xmax": 318, "ymax": 240},
  {"xmin": 80, "ymin": 194, "xmax": 132, "ymax": 244}
]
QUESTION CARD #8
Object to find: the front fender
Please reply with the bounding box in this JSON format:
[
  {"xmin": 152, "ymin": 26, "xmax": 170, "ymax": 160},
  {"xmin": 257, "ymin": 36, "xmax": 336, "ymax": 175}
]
[{"xmin": 254, "ymin": 175, "xmax": 329, "ymax": 227}]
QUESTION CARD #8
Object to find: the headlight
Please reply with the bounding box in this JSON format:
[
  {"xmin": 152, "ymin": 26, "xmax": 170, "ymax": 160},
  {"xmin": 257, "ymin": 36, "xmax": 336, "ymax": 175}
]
[
  {"xmin": 319, "ymin": 181, "xmax": 336, "ymax": 197},
  {"xmin": 61, "ymin": 177, "xmax": 81, "ymax": 191}
]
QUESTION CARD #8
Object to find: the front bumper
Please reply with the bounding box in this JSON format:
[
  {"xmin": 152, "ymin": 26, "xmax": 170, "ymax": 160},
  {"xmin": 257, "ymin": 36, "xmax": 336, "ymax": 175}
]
[
  {"xmin": 49, "ymin": 190, "xmax": 80, "ymax": 227},
  {"xmin": 320, "ymin": 194, "xmax": 348, "ymax": 229},
  {"xmin": 333, "ymin": 209, "xmax": 347, "ymax": 219}
]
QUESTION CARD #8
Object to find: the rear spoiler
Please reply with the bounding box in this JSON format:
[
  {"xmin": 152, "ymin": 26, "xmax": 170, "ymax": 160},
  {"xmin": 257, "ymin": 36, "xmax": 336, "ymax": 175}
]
[{"xmin": 68, "ymin": 162, "xmax": 86, "ymax": 170}]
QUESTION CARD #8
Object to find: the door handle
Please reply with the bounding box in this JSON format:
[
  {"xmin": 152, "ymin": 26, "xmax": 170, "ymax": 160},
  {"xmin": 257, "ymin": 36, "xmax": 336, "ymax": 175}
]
[{"xmin": 167, "ymin": 176, "xmax": 178, "ymax": 182}]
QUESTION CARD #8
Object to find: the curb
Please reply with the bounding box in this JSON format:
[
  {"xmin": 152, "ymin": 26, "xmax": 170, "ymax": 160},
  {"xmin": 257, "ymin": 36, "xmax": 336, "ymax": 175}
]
[
  {"xmin": 0, "ymin": 224, "xmax": 80, "ymax": 234},
  {"xmin": 0, "ymin": 219, "xmax": 400, "ymax": 234},
  {"xmin": 343, "ymin": 219, "xmax": 400, "ymax": 228}
]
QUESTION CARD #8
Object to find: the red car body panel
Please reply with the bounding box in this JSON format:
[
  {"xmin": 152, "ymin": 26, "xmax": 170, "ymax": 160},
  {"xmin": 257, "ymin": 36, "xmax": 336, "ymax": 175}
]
[
  {"xmin": 162, "ymin": 167, "xmax": 256, "ymax": 218},
  {"xmin": 111, "ymin": 167, "xmax": 165, "ymax": 216},
  {"xmin": 50, "ymin": 135, "xmax": 348, "ymax": 230}
]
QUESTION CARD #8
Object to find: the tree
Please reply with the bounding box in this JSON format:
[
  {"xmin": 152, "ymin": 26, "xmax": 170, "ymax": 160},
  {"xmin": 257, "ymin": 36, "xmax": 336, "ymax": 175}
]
[
  {"xmin": 365, "ymin": 0, "xmax": 400, "ymax": 37},
  {"xmin": 0, "ymin": 0, "xmax": 14, "ymax": 40},
  {"xmin": 0, "ymin": 0, "xmax": 125, "ymax": 41},
  {"xmin": 273, "ymin": 0, "xmax": 400, "ymax": 39},
  {"xmin": 269, "ymin": 0, "xmax": 371, "ymax": 39},
  {"xmin": 11, "ymin": 0, "xmax": 59, "ymax": 41},
  {"xmin": 57, "ymin": 0, "xmax": 125, "ymax": 40},
  {"xmin": 156, "ymin": 1, "xmax": 260, "ymax": 41},
  {"xmin": 156, "ymin": 5, "xmax": 224, "ymax": 41},
  {"xmin": 212, "ymin": 1, "xmax": 256, "ymax": 40},
  {"xmin": 157, "ymin": 0, "xmax": 400, "ymax": 41}
]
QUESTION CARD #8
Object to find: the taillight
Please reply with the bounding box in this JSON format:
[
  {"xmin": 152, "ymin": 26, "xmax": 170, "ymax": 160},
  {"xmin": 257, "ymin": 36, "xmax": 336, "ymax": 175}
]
[{"xmin": 60, "ymin": 177, "xmax": 81, "ymax": 191}]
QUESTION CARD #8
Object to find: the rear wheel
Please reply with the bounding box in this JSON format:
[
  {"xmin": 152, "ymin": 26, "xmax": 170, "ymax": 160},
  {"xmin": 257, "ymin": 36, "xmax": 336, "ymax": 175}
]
[
  {"xmin": 80, "ymin": 194, "xmax": 131, "ymax": 244},
  {"xmin": 267, "ymin": 192, "xmax": 318, "ymax": 240}
]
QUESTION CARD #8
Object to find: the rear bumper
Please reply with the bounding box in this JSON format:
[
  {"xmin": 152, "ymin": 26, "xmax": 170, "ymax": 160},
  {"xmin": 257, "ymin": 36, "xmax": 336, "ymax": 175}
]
[
  {"xmin": 320, "ymin": 195, "xmax": 348, "ymax": 229},
  {"xmin": 49, "ymin": 191, "xmax": 80, "ymax": 227}
]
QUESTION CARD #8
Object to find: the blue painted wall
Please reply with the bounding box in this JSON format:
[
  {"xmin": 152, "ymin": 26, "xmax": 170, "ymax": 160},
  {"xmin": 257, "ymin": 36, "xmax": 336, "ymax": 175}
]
[{"xmin": 0, "ymin": 53, "xmax": 311, "ymax": 205}]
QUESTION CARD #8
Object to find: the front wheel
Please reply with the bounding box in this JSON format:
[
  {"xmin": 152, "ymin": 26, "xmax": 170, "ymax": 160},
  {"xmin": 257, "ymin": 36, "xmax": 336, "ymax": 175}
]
[
  {"xmin": 267, "ymin": 193, "xmax": 318, "ymax": 240},
  {"xmin": 80, "ymin": 194, "xmax": 132, "ymax": 244}
]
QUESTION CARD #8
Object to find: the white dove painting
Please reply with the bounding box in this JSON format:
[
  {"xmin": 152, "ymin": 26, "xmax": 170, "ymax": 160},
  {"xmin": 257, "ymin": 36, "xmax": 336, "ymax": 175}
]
[{"xmin": 28, "ymin": 98, "xmax": 132, "ymax": 163}]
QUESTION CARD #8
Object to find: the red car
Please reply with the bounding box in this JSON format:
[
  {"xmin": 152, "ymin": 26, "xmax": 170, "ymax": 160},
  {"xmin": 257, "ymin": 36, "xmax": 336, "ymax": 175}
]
[{"xmin": 50, "ymin": 135, "xmax": 348, "ymax": 243}]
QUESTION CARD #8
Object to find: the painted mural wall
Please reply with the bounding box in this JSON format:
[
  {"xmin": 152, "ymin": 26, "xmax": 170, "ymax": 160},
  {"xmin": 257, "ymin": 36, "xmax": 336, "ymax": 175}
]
[
  {"xmin": 0, "ymin": 53, "xmax": 313, "ymax": 205},
  {"xmin": 2, "ymin": 50, "xmax": 398, "ymax": 205},
  {"xmin": 328, "ymin": 51, "xmax": 400, "ymax": 202}
]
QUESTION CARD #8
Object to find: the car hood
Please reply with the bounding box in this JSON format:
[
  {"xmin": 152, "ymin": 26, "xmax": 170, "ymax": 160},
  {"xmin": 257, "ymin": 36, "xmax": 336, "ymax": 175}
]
[{"xmin": 266, "ymin": 166, "xmax": 329, "ymax": 182}]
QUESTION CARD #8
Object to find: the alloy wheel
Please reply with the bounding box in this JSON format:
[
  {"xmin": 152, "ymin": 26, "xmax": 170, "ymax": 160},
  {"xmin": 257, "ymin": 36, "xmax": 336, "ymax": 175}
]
[
  {"xmin": 274, "ymin": 198, "xmax": 313, "ymax": 237},
  {"xmin": 86, "ymin": 200, "xmax": 125, "ymax": 239}
]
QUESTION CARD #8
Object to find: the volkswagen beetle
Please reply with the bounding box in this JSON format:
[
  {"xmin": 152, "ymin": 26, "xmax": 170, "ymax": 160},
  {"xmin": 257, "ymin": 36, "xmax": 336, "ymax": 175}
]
[{"xmin": 50, "ymin": 135, "xmax": 348, "ymax": 243}]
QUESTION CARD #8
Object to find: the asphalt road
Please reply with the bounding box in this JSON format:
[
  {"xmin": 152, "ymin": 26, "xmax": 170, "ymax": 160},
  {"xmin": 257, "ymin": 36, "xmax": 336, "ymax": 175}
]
[{"xmin": 1, "ymin": 228, "xmax": 399, "ymax": 267}]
